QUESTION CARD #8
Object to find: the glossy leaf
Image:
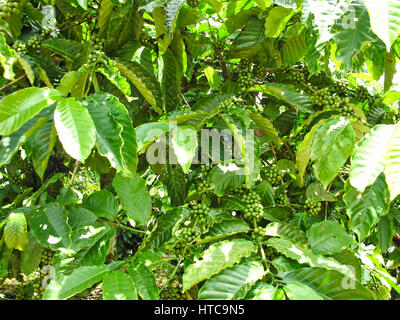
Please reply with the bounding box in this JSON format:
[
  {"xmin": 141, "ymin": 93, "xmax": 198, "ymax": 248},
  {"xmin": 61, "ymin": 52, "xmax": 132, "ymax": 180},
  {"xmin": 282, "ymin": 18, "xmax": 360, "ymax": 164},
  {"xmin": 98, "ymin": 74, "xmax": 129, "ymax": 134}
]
[
  {"xmin": 182, "ymin": 239, "xmax": 257, "ymax": 291},
  {"xmin": 0, "ymin": 87, "xmax": 62, "ymax": 136},
  {"xmin": 54, "ymin": 98, "xmax": 96, "ymax": 162}
]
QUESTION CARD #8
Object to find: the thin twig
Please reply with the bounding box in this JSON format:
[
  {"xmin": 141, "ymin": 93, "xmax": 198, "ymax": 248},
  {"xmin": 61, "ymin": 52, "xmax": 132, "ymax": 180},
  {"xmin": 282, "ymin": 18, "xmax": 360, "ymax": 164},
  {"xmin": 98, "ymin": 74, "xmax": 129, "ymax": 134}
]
[
  {"xmin": 69, "ymin": 160, "xmax": 81, "ymax": 186},
  {"xmin": 283, "ymin": 140, "xmax": 295, "ymax": 162},
  {"xmin": 180, "ymin": 92, "xmax": 190, "ymax": 108},
  {"xmin": 0, "ymin": 74, "xmax": 27, "ymax": 92},
  {"xmin": 270, "ymin": 143, "xmax": 278, "ymax": 162}
]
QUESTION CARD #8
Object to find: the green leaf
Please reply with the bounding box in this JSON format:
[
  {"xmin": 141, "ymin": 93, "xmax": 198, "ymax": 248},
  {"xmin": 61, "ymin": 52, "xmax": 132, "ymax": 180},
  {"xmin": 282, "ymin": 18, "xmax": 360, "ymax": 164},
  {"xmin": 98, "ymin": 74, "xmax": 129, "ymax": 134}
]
[
  {"xmin": 165, "ymin": 0, "xmax": 185, "ymax": 36},
  {"xmin": 97, "ymin": 60, "xmax": 131, "ymax": 97},
  {"xmin": 29, "ymin": 203, "xmax": 72, "ymax": 250},
  {"xmin": 4, "ymin": 212, "xmax": 28, "ymax": 251},
  {"xmin": 350, "ymin": 125, "xmax": 395, "ymax": 192},
  {"xmin": 203, "ymin": 65, "xmax": 221, "ymax": 90},
  {"xmin": 248, "ymin": 111, "xmax": 282, "ymax": 146},
  {"xmin": 251, "ymin": 83, "xmax": 313, "ymax": 113},
  {"xmin": 0, "ymin": 87, "xmax": 62, "ymax": 136},
  {"xmin": 265, "ymin": 6, "xmax": 295, "ymax": 38},
  {"xmin": 343, "ymin": 175, "xmax": 390, "ymax": 241},
  {"xmin": 306, "ymin": 182, "xmax": 336, "ymax": 202},
  {"xmin": 281, "ymin": 30, "xmax": 306, "ymax": 65},
  {"xmin": 364, "ymin": 0, "xmax": 400, "ymax": 52},
  {"xmin": 245, "ymin": 282, "xmax": 278, "ymax": 300},
  {"xmin": 254, "ymin": 180, "xmax": 275, "ymax": 207},
  {"xmin": 171, "ymin": 125, "xmax": 198, "ymax": 173},
  {"xmin": 263, "ymin": 206, "xmax": 292, "ymax": 222},
  {"xmin": 21, "ymin": 231, "xmax": 43, "ymax": 275},
  {"xmin": 310, "ymin": 118, "xmax": 355, "ymax": 189},
  {"xmin": 74, "ymin": 0, "xmax": 86, "ymax": 9},
  {"xmin": 384, "ymin": 50, "xmax": 397, "ymax": 92},
  {"xmin": 97, "ymin": 0, "xmax": 114, "ymax": 38},
  {"xmin": 31, "ymin": 119, "xmax": 57, "ymax": 180},
  {"xmin": 145, "ymin": 208, "xmax": 189, "ymax": 249},
  {"xmin": 198, "ymin": 260, "xmax": 264, "ymax": 300},
  {"xmin": 116, "ymin": 59, "xmax": 163, "ymax": 114},
  {"xmin": 302, "ymin": 0, "xmax": 347, "ymax": 44},
  {"xmin": 283, "ymin": 282, "xmax": 324, "ymax": 300},
  {"xmin": 106, "ymin": 1, "xmax": 142, "ymax": 55},
  {"xmin": 136, "ymin": 122, "xmax": 170, "ymax": 153},
  {"xmin": 17, "ymin": 56, "xmax": 35, "ymax": 85},
  {"xmin": 384, "ymin": 122, "xmax": 400, "ymax": 200},
  {"xmin": 160, "ymin": 49, "xmax": 181, "ymax": 112},
  {"xmin": 66, "ymin": 205, "xmax": 97, "ymax": 230},
  {"xmin": 264, "ymin": 222, "xmax": 307, "ymax": 244},
  {"xmin": 283, "ymin": 267, "xmax": 375, "ymax": 300},
  {"xmin": 307, "ymin": 221, "xmax": 353, "ymax": 255},
  {"xmin": 43, "ymin": 265, "xmax": 108, "ymax": 300},
  {"xmin": 209, "ymin": 164, "xmax": 246, "ymax": 196},
  {"xmin": 112, "ymin": 173, "xmax": 152, "ymax": 227},
  {"xmin": 378, "ymin": 215, "xmax": 395, "ymax": 253},
  {"xmin": 201, "ymin": 217, "xmax": 250, "ymax": 244},
  {"xmin": 0, "ymin": 114, "xmax": 48, "ymax": 167},
  {"xmin": 0, "ymin": 32, "xmax": 16, "ymax": 80},
  {"xmin": 85, "ymin": 95, "xmax": 125, "ymax": 173},
  {"xmin": 139, "ymin": 0, "xmax": 168, "ymax": 13},
  {"xmin": 70, "ymin": 222, "xmax": 113, "ymax": 253},
  {"xmin": 54, "ymin": 97, "xmax": 96, "ymax": 162},
  {"xmin": 153, "ymin": 7, "xmax": 172, "ymax": 54},
  {"xmin": 334, "ymin": 5, "xmax": 376, "ymax": 69},
  {"xmin": 159, "ymin": 164, "xmax": 188, "ymax": 206},
  {"xmin": 266, "ymin": 238, "xmax": 355, "ymax": 278},
  {"xmin": 229, "ymin": 16, "xmax": 265, "ymax": 58},
  {"xmin": 102, "ymin": 271, "xmax": 138, "ymax": 300},
  {"xmin": 296, "ymin": 119, "xmax": 326, "ymax": 187},
  {"xmin": 128, "ymin": 262, "xmax": 159, "ymax": 300},
  {"xmin": 82, "ymin": 190, "xmax": 118, "ymax": 221},
  {"xmin": 182, "ymin": 239, "xmax": 257, "ymax": 291},
  {"xmin": 42, "ymin": 38, "xmax": 85, "ymax": 63}
]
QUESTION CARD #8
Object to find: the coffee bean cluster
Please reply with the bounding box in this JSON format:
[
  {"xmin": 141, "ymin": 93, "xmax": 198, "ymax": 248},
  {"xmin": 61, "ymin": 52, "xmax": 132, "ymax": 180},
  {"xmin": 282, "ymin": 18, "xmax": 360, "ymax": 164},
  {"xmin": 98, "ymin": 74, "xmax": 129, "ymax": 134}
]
[
  {"xmin": 88, "ymin": 37, "xmax": 105, "ymax": 66},
  {"xmin": 187, "ymin": 0, "xmax": 201, "ymax": 7},
  {"xmin": 275, "ymin": 193, "xmax": 290, "ymax": 206},
  {"xmin": 41, "ymin": 248, "xmax": 54, "ymax": 266},
  {"xmin": 241, "ymin": 191, "xmax": 264, "ymax": 222},
  {"xmin": 339, "ymin": 105, "xmax": 354, "ymax": 118},
  {"xmin": 140, "ymin": 33, "xmax": 152, "ymax": 47},
  {"xmin": 27, "ymin": 36, "xmax": 41, "ymax": 51},
  {"xmin": 312, "ymin": 88, "xmax": 341, "ymax": 109},
  {"xmin": 178, "ymin": 203, "xmax": 209, "ymax": 243},
  {"xmin": 304, "ymin": 199, "xmax": 322, "ymax": 216},
  {"xmin": 0, "ymin": 0, "xmax": 19, "ymax": 19},
  {"xmin": 265, "ymin": 166, "xmax": 284, "ymax": 186},
  {"xmin": 197, "ymin": 180, "xmax": 213, "ymax": 194},
  {"xmin": 251, "ymin": 226, "xmax": 266, "ymax": 242},
  {"xmin": 289, "ymin": 70, "xmax": 306, "ymax": 83},
  {"xmin": 32, "ymin": 282, "xmax": 45, "ymax": 300},
  {"xmin": 65, "ymin": 12, "xmax": 76, "ymax": 20},
  {"xmin": 9, "ymin": 175, "xmax": 22, "ymax": 186},
  {"xmin": 253, "ymin": 64, "xmax": 265, "ymax": 80},
  {"xmin": 238, "ymin": 59, "xmax": 253, "ymax": 93},
  {"xmin": 40, "ymin": 28, "xmax": 54, "ymax": 38},
  {"xmin": 218, "ymin": 97, "xmax": 235, "ymax": 113},
  {"xmin": 354, "ymin": 86, "xmax": 369, "ymax": 102},
  {"xmin": 171, "ymin": 241, "xmax": 186, "ymax": 256},
  {"xmin": 20, "ymin": 160, "xmax": 34, "ymax": 175},
  {"xmin": 264, "ymin": 246, "xmax": 279, "ymax": 260},
  {"xmin": 13, "ymin": 40, "xmax": 27, "ymax": 55},
  {"xmin": 333, "ymin": 80, "xmax": 348, "ymax": 96}
]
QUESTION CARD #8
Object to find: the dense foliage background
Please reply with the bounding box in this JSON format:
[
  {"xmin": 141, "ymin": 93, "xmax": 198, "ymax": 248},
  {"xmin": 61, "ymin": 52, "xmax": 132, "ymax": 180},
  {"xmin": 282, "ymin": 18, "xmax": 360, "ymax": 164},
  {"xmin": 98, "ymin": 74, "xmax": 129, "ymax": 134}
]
[{"xmin": 1, "ymin": 0, "xmax": 400, "ymax": 300}]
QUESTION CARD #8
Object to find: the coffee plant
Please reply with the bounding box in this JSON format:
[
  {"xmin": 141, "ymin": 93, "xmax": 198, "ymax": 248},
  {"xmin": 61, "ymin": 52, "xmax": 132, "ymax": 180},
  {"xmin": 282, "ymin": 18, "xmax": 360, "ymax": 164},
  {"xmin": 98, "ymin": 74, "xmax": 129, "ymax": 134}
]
[{"xmin": 1, "ymin": 0, "xmax": 400, "ymax": 301}]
